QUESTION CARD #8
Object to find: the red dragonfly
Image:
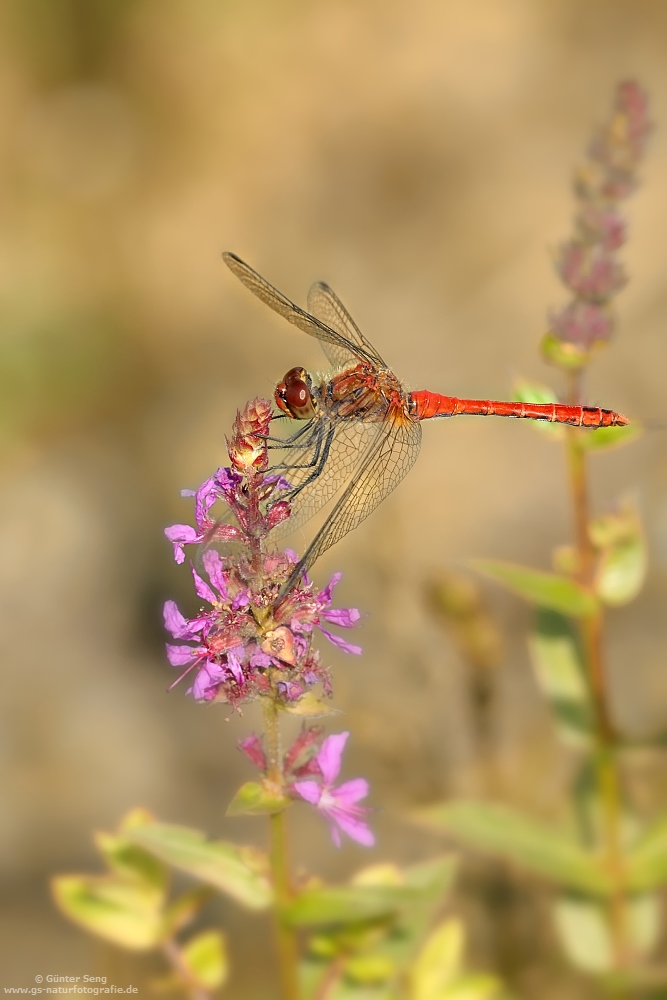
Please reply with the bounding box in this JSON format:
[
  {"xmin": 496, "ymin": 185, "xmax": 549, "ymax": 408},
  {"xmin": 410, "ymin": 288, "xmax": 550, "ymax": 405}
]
[{"xmin": 223, "ymin": 252, "xmax": 628, "ymax": 591}]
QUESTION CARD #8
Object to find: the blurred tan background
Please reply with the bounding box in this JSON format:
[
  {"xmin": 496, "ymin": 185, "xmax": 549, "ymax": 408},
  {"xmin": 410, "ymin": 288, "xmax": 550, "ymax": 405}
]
[{"xmin": 2, "ymin": 0, "xmax": 667, "ymax": 996}]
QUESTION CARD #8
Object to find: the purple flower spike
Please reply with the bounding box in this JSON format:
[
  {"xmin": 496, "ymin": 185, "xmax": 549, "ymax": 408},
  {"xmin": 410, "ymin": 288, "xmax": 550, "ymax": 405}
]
[
  {"xmin": 293, "ymin": 732, "xmax": 374, "ymax": 848},
  {"xmin": 162, "ymin": 400, "xmax": 362, "ymax": 710},
  {"xmin": 549, "ymin": 80, "xmax": 651, "ymax": 352}
]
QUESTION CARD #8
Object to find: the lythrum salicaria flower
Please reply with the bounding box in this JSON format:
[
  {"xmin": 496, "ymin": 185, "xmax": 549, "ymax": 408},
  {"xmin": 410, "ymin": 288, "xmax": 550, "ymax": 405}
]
[
  {"xmin": 549, "ymin": 80, "xmax": 651, "ymax": 351},
  {"xmin": 293, "ymin": 731, "xmax": 374, "ymax": 847},
  {"xmin": 163, "ymin": 398, "xmax": 361, "ymax": 709}
]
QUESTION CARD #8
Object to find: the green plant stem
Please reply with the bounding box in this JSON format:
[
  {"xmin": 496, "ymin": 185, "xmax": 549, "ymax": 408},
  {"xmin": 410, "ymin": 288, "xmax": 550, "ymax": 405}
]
[
  {"xmin": 262, "ymin": 698, "xmax": 301, "ymax": 1000},
  {"xmin": 565, "ymin": 370, "xmax": 631, "ymax": 979}
]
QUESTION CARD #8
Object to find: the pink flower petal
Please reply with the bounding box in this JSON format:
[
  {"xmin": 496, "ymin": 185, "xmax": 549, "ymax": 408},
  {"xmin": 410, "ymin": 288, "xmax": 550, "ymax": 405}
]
[
  {"xmin": 332, "ymin": 778, "xmax": 370, "ymax": 806},
  {"xmin": 201, "ymin": 549, "xmax": 229, "ymax": 599},
  {"xmin": 163, "ymin": 600, "xmax": 197, "ymax": 639},
  {"xmin": 318, "ymin": 625, "xmax": 362, "ymax": 655},
  {"xmin": 317, "ymin": 732, "xmax": 348, "ymax": 785},
  {"xmin": 329, "ymin": 808, "xmax": 375, "ymax": 847},
  {"xmin": 191, "ymin": 565, "xmax": 217, "ymax": 604},
  {"xmin": 293, "ymin": 780, "xmax": 322, "ymax": 806},
  {"xmin": 227, "ymin": 648, "xmax": 245, "ymax": 684},
  {"xmin": 317, "ymin": 572, "xmax": 342, "ymax": 605},
  {"xmin": 164, "ymin": 524, "xmax": 201, "ymax": 563},
  {"xmin": 166, "ymin": 643, "xmax": 200, "ymax": 667},
  {"xmin": 191, "ymin": 661, "xmax": 226, "ymax": 700},
  {"xmin": 321, "ymin": 607, "xmax": 361, "ymax": 628}
]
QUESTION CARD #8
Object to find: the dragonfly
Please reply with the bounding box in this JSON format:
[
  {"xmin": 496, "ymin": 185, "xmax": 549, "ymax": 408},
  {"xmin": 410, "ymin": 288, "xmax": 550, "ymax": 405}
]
[{"xmin": 222, "ymin": 252, "xmax": 628, "ymax": 594}]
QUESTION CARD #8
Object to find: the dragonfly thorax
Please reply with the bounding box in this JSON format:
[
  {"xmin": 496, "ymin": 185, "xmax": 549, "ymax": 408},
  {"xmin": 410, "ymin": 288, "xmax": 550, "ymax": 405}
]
[{"xmin": 275, "ymin": 366, "xmax": 317, "ymax": 420}]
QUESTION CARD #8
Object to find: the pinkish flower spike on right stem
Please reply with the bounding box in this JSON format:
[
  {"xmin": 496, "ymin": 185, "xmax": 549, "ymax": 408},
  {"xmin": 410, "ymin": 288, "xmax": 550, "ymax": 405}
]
[{"xmin": 549, "ymin": 80, "xmax": 651, "ymax": 353}]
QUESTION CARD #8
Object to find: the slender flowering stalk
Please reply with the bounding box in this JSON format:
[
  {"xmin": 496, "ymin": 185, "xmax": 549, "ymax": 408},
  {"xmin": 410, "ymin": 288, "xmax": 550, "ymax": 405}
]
[
  {"xmin": 548, "ymin": 80, "xmax": 651, "ymax": 356},
  {"xmin": 163, "ymin": 398, "xmax": 371, "ymax": 1000},
  {"xmin": 547, "ymin": 81, "xmax": 650, "ymax": 981}
]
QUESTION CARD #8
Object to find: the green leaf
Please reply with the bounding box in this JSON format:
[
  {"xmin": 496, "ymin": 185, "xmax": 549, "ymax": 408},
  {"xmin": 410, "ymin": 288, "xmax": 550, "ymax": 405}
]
[
  {"xmin": 345, "ymin": 953, "xmax": 396, "ymax": 985},
  {"xmin": 411, "ymin": 919, "xmax": 463, "ymax": 999},
  {"xmin": 410, "ymin": 917, "xmax": 502, "ymax": 1000},
  {"xmin": 473, "ymin": 560, "xmax": 597, "ymax": 618},
  {"xmin": 540, "ymin": 332, "xmax": 593, "ymax": 370},
  {"xmin": 126, "ymin": 823, "xmax": 272, "ymax": 910},
  {"xmin": 299, "ymin": 859, "xmax": 458, "ymax": 1000},
  {"xmin": 181, "ymin": 929, "xmax": 229, "ymax": 990},
  {"xmin": 580, "ymin": 423, "xmax": 641, "ymax": 452},
  {"xmin": 288, "ymin": 857, "xmax": 458, "ymax": 929},
  {"xmin": 287, "ymin": 885, "xmax": 420, "ymax": 928},
  {"xmin": 553, "ymin": 893, "xmax": 661, "ymax": 973},
  {"xmin": 413, "ymin": 801, "xmax": 613, "ymax": 896},
  {"xmin": 94, "ymin": 832, "xmax": 167, "ymax": 899},
  {"xmin": 51, "ymin": 875, "xmax": 164, "ymax": 950},
  {"xmin": 528, "ymin": 609, "xmax": 593, "ymax": 747},
  {"xmin": 592, "ymin": 505, "xmax": 647, "ymax": 607},
  {"xmin": 513, "ymin": 379, "xmax": 564, "ymax": 441},
  {"xmin": 627, "ymin": 814, "xmax": 667, "ymax": 892},
  {"xmin": 226, "ymin": 780, "xmax": 290, "ymax": 817}
]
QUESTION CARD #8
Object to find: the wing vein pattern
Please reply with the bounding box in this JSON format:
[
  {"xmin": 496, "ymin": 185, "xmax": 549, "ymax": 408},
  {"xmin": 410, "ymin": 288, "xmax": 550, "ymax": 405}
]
[{"xmin": 284, "ymin": 415, "xmax": 422, "ymax": 587}]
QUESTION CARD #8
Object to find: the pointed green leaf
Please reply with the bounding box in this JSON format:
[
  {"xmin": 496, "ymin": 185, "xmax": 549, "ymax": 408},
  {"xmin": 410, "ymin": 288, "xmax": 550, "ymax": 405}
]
[
  {"xmin": 286, "ymin": 884, "xmax": 418, "ymax": 927},
  {"xmin": 627, "ymin": 814, "xmax": 667, "ymax": 891},
  {"xmin": 287, "ymin": 857, "xmax": 457, "ymax": 929},
  {"xmin": 226, "ymin": 780, "xmax": 290, "ymax": 817},
  {"xmin": 126, "ymin": 823, "xmax": 272, "ymax": 909},
  {"xmin": 94, "ymin": 832, "xmax": 167, "ymax": 900},
  {"xmin": 553, "ymin": 893, "xmax": 661, "ymax": 973},
  {"xmin": 528, "ymin": 609, "xmax": 593, "ymax": 747},
  {"xmin": 593, "ymin": 506, "xmax": 647, "ymax": 606},
  {"xmin": 413, "ymin": 801, "xmax": 612, "ymax": 896},
  {"xmin": 51, "ymin": 875, "xmax": 163, "ymax": 950},
  {"xmin": 181, "ymin": 929, "xmax": 229, "ymax": 990},
  {"xmin": 581, "ymin": 423, "xmax": 641, "ymax": 452},
  {"xmin": 473, "ymin": 560, "xmax": 597, "ymax": 618}
]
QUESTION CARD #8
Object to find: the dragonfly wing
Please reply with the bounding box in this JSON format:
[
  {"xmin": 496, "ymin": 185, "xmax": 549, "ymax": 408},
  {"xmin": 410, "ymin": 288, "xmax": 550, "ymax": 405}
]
[
  {"xmin": 223, "ymin": 253, "xmax": 376, "ymax": 366},
  {"xmin": 268, "ymin": 414, "xmax": 383, "ymax": 542},
  {"xmin": 306, "ymin": 281, "xmax": 387, "ymax": 369},
  {"xmin": 285, "ymin": 415, "xmax": 422, "ymax": 585}
]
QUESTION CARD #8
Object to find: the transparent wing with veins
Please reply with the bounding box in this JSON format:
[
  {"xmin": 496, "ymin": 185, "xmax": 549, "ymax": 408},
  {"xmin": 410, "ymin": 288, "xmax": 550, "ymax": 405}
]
[
  {"xmin": 282, "ymin": 415, "xmax": 422, "ymax": 591},
  {"xmin": 306, "ymin": 281, "xmax": 387, "ymax": 369},
  {"xmin": 267, "ymin": 414, "xmax": 384, "ymax": 543},
  {"xmin": 223, "ymin": 252, "xmax": 380, "ymax": 369}
]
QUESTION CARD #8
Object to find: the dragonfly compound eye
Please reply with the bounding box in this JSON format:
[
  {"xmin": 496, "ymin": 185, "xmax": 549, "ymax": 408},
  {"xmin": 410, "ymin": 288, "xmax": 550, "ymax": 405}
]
[{"xmin": 279, "ymin": 368, "xmax": 316, "ymax": 419}]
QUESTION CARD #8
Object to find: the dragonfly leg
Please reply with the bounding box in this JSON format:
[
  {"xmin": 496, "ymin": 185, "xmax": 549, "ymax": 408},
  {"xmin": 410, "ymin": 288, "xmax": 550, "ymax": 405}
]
[
  {"xmin": 265, "ymin": 419, "xmax": 316, "ymax": 448},
  {"xmin": 280, "ymin": 424, "xmax": 336, "ymax": 501},
  {"xmin": 270, "ymin": 421, "xmax": 330, "ymax": 476}
]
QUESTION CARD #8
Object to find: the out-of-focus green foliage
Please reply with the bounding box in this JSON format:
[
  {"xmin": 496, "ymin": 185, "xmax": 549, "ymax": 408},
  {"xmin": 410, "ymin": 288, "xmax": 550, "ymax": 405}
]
[
  {"xmin": 226, "ymin": 779, "xmax": 291, "ymax": 817},
  {"xmin": 528, "ymin": 609, "xmax": 593, "ymax": 748},
  {"xmin": 126, "ymin": 819, "xmax": 273, "ymax": 910},
  {"xmin": 552, "ymin": 893, "xmax": 661, "ymax": 974},
  {"xmin": 473, "ymin": 560, "xmax": 598, "ymax": 618},
  {"xmin": 591, "ymin": 503, "xmax": 647, "ymax": 607},
  {"xmin": 52, "ymin": 808, "xmax": 226, "ymax": 996},
  {"xmin": 413, "ymin": 801, "xmax": 614, "ymax": 896}
]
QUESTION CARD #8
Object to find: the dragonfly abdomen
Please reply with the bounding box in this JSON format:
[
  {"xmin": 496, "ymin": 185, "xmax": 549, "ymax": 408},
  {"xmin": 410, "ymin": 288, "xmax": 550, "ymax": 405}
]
[{"xmin": 409, "ymin": 391, "xmax": 629, "ymax": 427}]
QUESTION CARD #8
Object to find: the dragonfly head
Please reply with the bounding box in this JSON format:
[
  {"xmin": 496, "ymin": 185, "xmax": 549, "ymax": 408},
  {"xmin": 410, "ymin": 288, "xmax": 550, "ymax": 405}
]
[{"xmin": 275, "ymin": 366, "xmax": 317, "ymax": 420}]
